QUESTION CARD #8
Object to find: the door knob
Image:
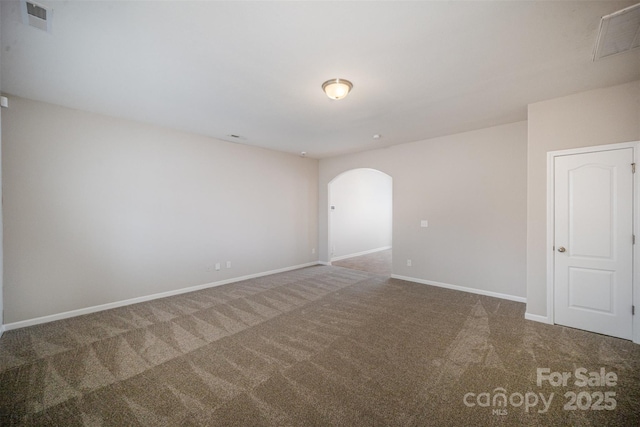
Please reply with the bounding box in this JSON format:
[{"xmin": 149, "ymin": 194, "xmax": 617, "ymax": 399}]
[{"xmin": 558, "ymin": 247, "xmax": 566, "ymax": 253}]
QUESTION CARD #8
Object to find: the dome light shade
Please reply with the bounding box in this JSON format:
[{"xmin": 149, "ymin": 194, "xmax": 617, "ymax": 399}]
[{"xmin": 322, "ymin": 78, "xmax": 353, "ymax": 100}]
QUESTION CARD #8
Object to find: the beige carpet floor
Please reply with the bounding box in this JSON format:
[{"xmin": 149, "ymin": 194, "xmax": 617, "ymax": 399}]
[
  {"xmin": 332, "ymin": 249, "xmax": 392, "ymax": 276},
  {"xmin": 1, "ymin": 265, "xmax": 639, "ymax": 426}
]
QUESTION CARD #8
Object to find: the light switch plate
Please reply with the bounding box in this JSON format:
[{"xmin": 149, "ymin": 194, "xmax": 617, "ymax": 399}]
[{"xmin": 421, "ymin": 220, "xmax": 428, "ymax": 227}]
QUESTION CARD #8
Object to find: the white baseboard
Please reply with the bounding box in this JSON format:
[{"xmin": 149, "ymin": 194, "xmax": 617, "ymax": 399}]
[
  {"xmin": 317, "ymin": 261, "xmax": 332, "ymax": 266},
  {"xmin": 524, "ymin": 312, "xmax": 553, "ymax": 324},
  {"xmin": 3, "ymin": 261, "xmax": 321, "ymax": 331},
  {"xmin": 331, "ymin": 246, "xmax": 391, "ymax": 262},
  {"xmin": 390, "ymin": 274, "xmax": 527, "ymax": 303}
]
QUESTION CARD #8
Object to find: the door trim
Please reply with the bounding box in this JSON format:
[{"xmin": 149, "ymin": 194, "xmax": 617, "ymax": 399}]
[{"xmin": 546, "ymin": 141, "xmax": 640, "ymax": 344}]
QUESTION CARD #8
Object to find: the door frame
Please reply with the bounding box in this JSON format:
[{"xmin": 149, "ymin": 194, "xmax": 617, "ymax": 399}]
[
  {"xmin": 327, "ymin": 168, "xmax": 393, "ymax": 263},
  {"xmin": 546, "ymin": 141, "xmax": 640, "ymax": 344}
]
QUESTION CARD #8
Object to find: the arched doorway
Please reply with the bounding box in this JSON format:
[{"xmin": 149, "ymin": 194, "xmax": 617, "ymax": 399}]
[{"xmin": 328, "ymin": 168, "xmax": 392, "ymax": 275}]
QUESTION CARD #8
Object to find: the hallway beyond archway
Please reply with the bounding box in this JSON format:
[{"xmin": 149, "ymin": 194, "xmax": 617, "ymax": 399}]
[{"xmin": 332, "ymin": 248, "xmax": 391, "ymax": 276}]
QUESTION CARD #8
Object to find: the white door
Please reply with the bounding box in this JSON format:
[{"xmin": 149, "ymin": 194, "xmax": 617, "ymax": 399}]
[{"xmin": 554, "ymin": 148, "xmax": 633, "ymax": 340}]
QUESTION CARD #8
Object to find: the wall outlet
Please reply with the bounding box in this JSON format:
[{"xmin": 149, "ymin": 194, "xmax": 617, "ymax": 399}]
[
  {"xmin": 311, "ymin": 248, "xmax": 316, "ymax": 255},
  {"xmin": 226, "ymin": 261, "xmax": 231, "ymax": 269},
  {"xmin": 421, "ymin": 220, "xmax": 428, "ymax": 228},
  {"xmin": 407, "ymin": 259, "xmax": 412, "ymax": 267},
  {"xmin": 215, "ymin": 263, "xmax": 221, "ymax": 271}
]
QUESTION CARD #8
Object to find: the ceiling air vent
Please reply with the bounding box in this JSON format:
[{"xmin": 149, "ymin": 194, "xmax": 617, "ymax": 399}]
[
  {"xmin": 21, "ymin": 0, "xmax": 53, "ymax": 33},
  {"xmin": 593, "ymin": 3, "xmax": 640, "ymax": 61}
]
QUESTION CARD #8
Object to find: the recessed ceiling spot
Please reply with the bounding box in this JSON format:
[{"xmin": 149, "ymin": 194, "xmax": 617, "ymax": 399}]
[
  {"xmin": 21, "ymin": 0, "xmax": 53, "ymax": 33},
  {"xmin": 593, "ymin": 3, "xmax": 640, "ymax": 61},
  {"xmin": 322, "ymin": 78, "xmax": 353, "ymax": 100},
  {"xmin": 373, "ymin": 134, "xmax": 381, "ymax": 140}
]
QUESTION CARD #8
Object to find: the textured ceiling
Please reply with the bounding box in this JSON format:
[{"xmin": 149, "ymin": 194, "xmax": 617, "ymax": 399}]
[{"xmin": 2, "ymin": 1, "xmax": 639, "ymax": 158}]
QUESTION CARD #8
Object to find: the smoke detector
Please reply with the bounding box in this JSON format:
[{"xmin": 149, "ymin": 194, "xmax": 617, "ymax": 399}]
[
  {"xmin": 21, "ymin": 1, "xmax": 53, "ymax": 33},
  {"xmin": 593, "ymin": 3, "xmax": 640, "ymax": 61}
]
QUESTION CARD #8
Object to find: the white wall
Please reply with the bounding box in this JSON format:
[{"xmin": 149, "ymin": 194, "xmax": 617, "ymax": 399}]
[
  {"xmin": 526, "ymin": 80, "xmax": 640, "ymax": 319},
  {"xmin": 0, "ymin": 2, "xmax": 4, "ymax": 333},
  {"xmin": 0, "ymin": 93, "xmax": 3, "ymax": 331},
  {"xmin": 2, "ymin": 96, "xmax": 318, "ymax": 324},
  {"xmin": 319, "ymin": 121, "xmax": 528, "ymax": 300},
  {"xmin": 0, "ymin": 94, "xmax": 3, "ymax": 332},
  {"xmin": 329, "ymin": 168, "xmax": 392, "ymax": 259}
]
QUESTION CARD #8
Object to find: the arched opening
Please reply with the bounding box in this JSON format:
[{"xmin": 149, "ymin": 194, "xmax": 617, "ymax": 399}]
[{"xmin": 328, "ymin": 168, "xmax": 392, "ymax": 275}]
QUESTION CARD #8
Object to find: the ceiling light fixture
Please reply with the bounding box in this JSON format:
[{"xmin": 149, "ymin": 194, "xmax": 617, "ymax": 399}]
[{"xmin": 322, "ymin": 78, "xmax": 353, "ymax": 100}]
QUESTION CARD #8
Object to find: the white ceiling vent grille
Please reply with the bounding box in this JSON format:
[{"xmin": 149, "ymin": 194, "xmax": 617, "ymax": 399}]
[
  {"xmin": 21, "ymin": 0, "xmax": 53, "ymax": 33},
  {"xmin": 593, "ymin": 3, "xmax": 640, "ymax": 61}
]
